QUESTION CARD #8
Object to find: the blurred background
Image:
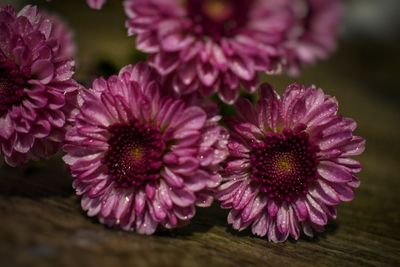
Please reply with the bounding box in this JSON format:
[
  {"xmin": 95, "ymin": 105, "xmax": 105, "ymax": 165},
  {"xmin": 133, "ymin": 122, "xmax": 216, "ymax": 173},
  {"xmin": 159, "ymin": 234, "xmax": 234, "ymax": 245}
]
[{"xmin": 0, "ymin": 0, "xmax": 399, "ymax": 266}]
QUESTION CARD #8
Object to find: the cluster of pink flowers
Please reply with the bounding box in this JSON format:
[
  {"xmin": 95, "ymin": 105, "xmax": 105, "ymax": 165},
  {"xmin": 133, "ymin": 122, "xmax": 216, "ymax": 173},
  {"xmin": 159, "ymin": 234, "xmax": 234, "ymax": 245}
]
[{"xmin": 1, "ymin": 1, "xmax": 365, "ymax": 242}]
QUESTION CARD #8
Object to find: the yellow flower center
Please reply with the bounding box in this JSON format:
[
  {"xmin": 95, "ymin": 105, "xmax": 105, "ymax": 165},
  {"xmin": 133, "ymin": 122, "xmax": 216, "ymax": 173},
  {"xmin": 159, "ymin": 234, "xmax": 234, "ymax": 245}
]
[{"xmin": 202, "ymin": 0, "xmax": 233, "ymax": 22}]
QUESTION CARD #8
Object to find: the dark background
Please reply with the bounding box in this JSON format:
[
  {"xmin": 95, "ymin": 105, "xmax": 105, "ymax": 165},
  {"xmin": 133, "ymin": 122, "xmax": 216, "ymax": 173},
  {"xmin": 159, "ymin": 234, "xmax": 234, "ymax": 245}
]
[{"xmin": 0, "ymin": 0, "xmax": 399, "ymax": 266}]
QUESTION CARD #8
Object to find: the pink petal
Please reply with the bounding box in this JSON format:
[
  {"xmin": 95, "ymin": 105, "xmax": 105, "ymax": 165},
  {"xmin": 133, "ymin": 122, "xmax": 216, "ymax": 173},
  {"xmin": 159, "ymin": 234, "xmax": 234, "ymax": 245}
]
[
  {"xmin": 277, "ymin": 204, "xmax": 289, "ymax": 235},
  {"xmin": 340, "ymin": 136, "xmax": 366, "ymax": 157},
  {"xmin": 252, "ymin": 213, "xmax": 268, "ymax": 237},
  {"xmin": 294, "ymin": 198, "xmax": 308, "ymax": 221},
  {"xmin": 135, "ymin": 190, "xmax": 146, "ymax": 215},
  {"xmin": 229, "ymin": 55, "xmax": 255, "ymax": 81},
  {"xmin": 87, "ymin": 0, "xmax": 106, "ymax": 10},
  {"xmin": 305, "ymin": 195, "xmax": 328, "ymax": 226},
  {"xmin": 288, "ymin": 205, "xmax": 300, "ymax": 240},
  {"xmin": 162, "ymin": 167, "xmax": 184, "ymax": 188},
  {"xmin": 0, "ymin": 115, "xmax": 14, "ymax": 139},
  {"xmin": 267, "ymin": 199, "xmax": 279, "ymax": 218},
  {"xmin": 332, "ymin": 183, "xmax": 355, "ymax": 202},
  {"xmin": 318, "ymin": 161, "xmax": 353, "ymax": 183},
  {"xmin": 257, "ymin": 83, "xmax": 281, "ymax": 131},
  {"xmin": 169, "ymin": 188, "xmax": 196, "ymax": 207}
]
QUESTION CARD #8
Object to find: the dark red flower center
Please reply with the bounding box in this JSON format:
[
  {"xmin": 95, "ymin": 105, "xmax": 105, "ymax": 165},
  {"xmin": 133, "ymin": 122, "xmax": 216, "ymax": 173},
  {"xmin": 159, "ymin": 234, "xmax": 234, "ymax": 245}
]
[
  {"xmin": 186, "ymin": 0, "xmax": 254, "ymax": 40},
  {"xmin": 103, "ymin": 120, "xmax": 165, "ymax": 188},
  {"xmin": 250, "ymin": 129, "xmax": 319, "ymax": 202},
  {"xmin": 0, "ymin": 67, "xmax": 26, "ymax": 117}
]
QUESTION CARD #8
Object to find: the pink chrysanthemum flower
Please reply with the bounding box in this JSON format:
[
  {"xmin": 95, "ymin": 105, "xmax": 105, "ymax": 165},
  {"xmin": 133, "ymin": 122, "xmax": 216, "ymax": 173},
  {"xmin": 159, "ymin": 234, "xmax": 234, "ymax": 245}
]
[
  {"xmin": 285, "ymin": 0, "xmax": 342, "ymax": 75},
  {"xmin": 216, "ymin": 83, "xmax": 365, "ymax": 242},
  {"xmin": 124, "ymin": 0, "xmax": 295, "ymax": 104},
  {"xmin": 86, "ymin": 0, "xmax": 107, "ymax": 10},
  {"xmin": 63, "ymin": 63, "xmax": 229, "ymax": 234},
  {"xmin": 0, "ymin": 5, "xmax": 77, "ymax": 166}
]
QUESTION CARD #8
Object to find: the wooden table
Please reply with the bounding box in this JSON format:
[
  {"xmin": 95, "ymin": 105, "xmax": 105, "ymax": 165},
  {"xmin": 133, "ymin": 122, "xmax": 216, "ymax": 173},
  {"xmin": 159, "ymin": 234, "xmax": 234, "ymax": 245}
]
[{"xmin": 1, "ymin": 1, "xmax": 399, "ymax": 266}]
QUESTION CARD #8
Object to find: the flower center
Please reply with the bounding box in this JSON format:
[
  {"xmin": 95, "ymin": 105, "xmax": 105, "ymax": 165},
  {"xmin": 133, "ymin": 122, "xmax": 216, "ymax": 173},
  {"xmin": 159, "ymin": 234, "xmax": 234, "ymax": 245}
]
[
  {"xmin": 103, "ymin": 120, "xmax": 165, "ymax": 188},
  {"xmin": 0, "ymin": 68, "xmax": 25, "ymax": 117},
  {"xmin": 250, "ymin": 129, "xmax": 319, "ymax": 202},
  {"xmin": 186, "ymin": 0, "xmax": 254, "ymax": 40}
]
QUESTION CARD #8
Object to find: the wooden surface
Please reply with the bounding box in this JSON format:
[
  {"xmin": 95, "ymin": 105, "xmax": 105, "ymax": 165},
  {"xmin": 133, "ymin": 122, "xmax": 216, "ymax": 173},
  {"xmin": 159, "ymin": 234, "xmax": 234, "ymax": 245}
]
[{"xmin": 1, "ymin": 1, "xmax": 400, "ymax": 266}]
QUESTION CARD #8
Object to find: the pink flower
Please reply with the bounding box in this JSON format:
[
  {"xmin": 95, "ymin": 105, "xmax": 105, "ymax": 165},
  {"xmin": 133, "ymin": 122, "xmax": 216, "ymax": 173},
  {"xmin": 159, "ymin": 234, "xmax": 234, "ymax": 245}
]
[
  {"xmin": 0, "ymin": 5, "xmax": 77, "ymax": 166},
  {"xmin": 124, "ymin": 0, "xmax": 295, "ymax": 104},
  {"xmin": 86, "ymin": 0, "xmax": 107, "ymax": 10},
  {"xmin": 216, "ymin": 83, "xmax": 365, "ymax": 242},
  {"xmin": 285, "ymin": 0, "xmax": 342, "ymax": 75},
  {"xmin": 63, "ymin": 63, "xmax": 229, "ymax": 234}
]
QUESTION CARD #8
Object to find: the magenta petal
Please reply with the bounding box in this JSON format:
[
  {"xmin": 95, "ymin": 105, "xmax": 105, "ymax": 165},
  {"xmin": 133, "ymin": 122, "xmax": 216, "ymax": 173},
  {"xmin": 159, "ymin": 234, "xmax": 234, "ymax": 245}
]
[
  {"xmin": 340, "ymin": 136, "xmax": 366, "ymax": 157},
  {"xmin": 171, "ymin": 157, "xmax": 199, "ymax": 175},
  {"xmin": 145, "ymin": 183, "xmax": 156, "ymax": 200},
  {"xmin": 333, "ymin": 183, "xmax": 355, "ymax": 202},
  {"xmin": 267, "ymin": 199, "xmax": 279, "ymax": 218},
  {"xmin": 31, "ymin": 60, "xmax": 54, "ymax": 84},
  {"xmin": 87, "ymin": 0, "xmax": 106, "ymax": 10},
  {"xmin": 318, "ymin": 161, "xmax": 353, "ymax": 183},
  {"xmin": 87, "ymin": 180, "xmax": 109, "ymax": 198},
  {"xmin": 257, "ymin": 83, "xmax": 281, "ymax": 131},
  {"xmin": 14, "ymin": 134, "xmax": 34, "ymax": 153},
  {"xmin": 229, "ymin": 55, "xmax": 255, "ymax": 81},
  {"xmin": 252, "ymin": 213, "xmax": 268, "ymax": 237},
  {"xmin": 173, "ymin": 106, "xmax": 207, "ymax": 131},
  {"xmin": 235, "ymin": 98, "xmax": 258, "ymax": 125},
  {"xmin": 185, "ymin": 170, "xmax": 208, "ymax": 191},
  {"xmin": 197, "ymin": 62, "xmax": 219, "ymax": 87},
  {"xmin": 135, "ymin": 190, "xmax": 146, "ymax": 215},
  {"xmin": 174, "ymin": 205, "xmax": 195, "ymax": 221},
  {"xmin": 218, "ymin": 86, "xmax": 240, "ymax": 105},
  {"xmin": 334, "ymin": 158, "xmax": 362, "ymax": 173},
  {"xmin": 277, "ymin": 204, "xmax": 289, "ymax": 234},
  {"xmin": 81, "ymin": 94, "xmax": 114, "ymax": 127},
  {"xmin": 195, "ymin": 191, "xmax": 214, "ymax": 207},
  {"xmin": 100, "ymin": 189, "xmax": 117, "ymax": 218},
  {"xmin": 114, "ymin": 192, "xmax": 133, "ymax": 220},
  {"xmin": 85, "ymin": 198, "xmax": 101, "ymax": 217},
  {"xmin": 227, "ymin": 141, "xmax": 250, "ymax": 158},
  {"xmin": 316, "ymin": 180, "xmax": 340, "ymax": 203},
  {"xmin": 288, "ymin": 205, "xmax": 300, "ymax": 240},
  {"xmin": 242, "ymin": 195, "xmax": 266, "ymax": 223},
  {"xmin": 318, "ymin": 131, "xmax": 352, "ymax": 151},
  {"xmin": 150, "ymin": 52, "xmax": 179, "ymax": 76},
  {"xmin": 178, "ymin": 61, "xmax": 197, "ymax": 86},
  {"xmin": 0, "ymin": 115, "xmax": 14, "ymax": 139},
  {"xmin": 170, "ymin": 188, "xmax": 196, "ymax": 207},
  {"xmin": 137, "ymin": 212, "xmax": 158, "ymax": 235},
  {"xmin": 302, "ymin": 222, "xmax": 314, "ymax": 238},
  {"xmin": 294, "ymin": 199, "xmax": 308, "ymax": 221},
  {"xmin": 158, "ymin": 20, "xmax": 194, "ymax": 52},
  {"xmin": 306, "ymin": 195, "xmax": 328, "ymax": 226},
  {"xmin": 158, "ymin": 180, "xmax": 173, "ymax": 209},
  {"xmin": 233, "ymin": 183, "xmax": 256, "ymax": 210},
  {"xmin": 152, "ymin": 196, "xmax": 167, "ymax": 220},
  {"xmin": 162, "ymin": 167, "xmax": 184, "ymax": 188}
]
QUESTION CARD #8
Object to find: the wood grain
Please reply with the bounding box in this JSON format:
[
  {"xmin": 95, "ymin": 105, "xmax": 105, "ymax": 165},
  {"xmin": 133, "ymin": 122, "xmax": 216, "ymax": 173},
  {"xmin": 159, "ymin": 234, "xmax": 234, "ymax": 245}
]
[{"xmin": 0, "ymin": 1, "xmax": 399, "ymax": 266}]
